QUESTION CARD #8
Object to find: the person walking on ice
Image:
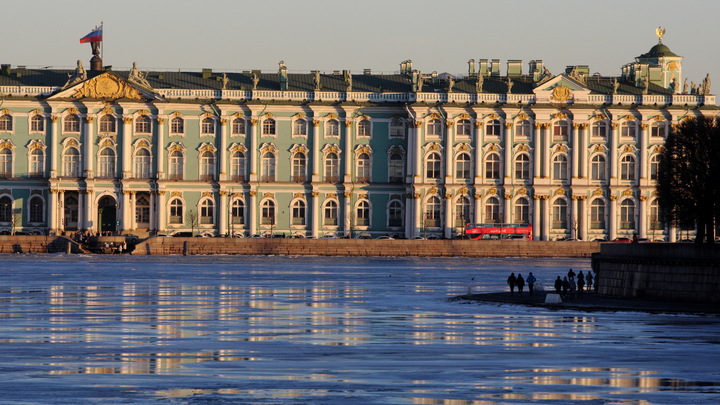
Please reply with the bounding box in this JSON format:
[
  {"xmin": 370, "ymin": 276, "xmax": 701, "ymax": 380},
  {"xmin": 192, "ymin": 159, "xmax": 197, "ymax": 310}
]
[
  {"xmin": 507, "ymin": 273, "xmax": 517, "ymax": 295},
  {"xmin": 526, "ymin": 272, "xmax": 537, "ymax": 295}
]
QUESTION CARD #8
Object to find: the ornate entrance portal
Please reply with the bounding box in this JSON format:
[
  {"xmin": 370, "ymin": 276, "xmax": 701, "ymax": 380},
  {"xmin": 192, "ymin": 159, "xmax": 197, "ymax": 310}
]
[{"xmin": 97, "ymin": 196, "xmax": 117, "ymax": 234}]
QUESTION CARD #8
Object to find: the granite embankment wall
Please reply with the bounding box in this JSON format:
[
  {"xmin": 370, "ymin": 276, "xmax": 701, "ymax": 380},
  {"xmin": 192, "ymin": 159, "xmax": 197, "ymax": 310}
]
[
  {"xmin": 0, "ymin": 235, "xmax": 84, "ymax": 254},
  {"xmin": 131, "ymin": 238, "xmax": 601, "ymax": 257},
  {"xmin": 593, "ymin": 243, "xmax": 720, "ymax": 303}
]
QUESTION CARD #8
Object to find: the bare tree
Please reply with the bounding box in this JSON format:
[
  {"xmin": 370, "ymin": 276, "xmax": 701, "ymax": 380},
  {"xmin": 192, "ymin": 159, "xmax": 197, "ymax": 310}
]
[
  {"xmin": 11, "ymin": 208, "xmax": 21, "ymax": 235},
  {"xmin": 187, "ymin": 209, "xmax": 198, "ymax": 236}
]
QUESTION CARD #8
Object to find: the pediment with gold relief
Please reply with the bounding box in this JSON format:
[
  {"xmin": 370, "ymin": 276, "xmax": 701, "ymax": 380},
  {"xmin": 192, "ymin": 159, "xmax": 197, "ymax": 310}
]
[
  {"xmin": 50, "ymin": 73, "xmax": 161, "ymax": 102},
  {"xmin": 533, "ymin": 74, "xmax": 591, "ymax": 104}
]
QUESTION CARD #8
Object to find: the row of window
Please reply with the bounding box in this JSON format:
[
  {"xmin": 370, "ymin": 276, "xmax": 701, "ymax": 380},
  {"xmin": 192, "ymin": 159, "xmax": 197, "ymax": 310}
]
[{"xmin": 0, "ymin": 114, "xmax": 670, "ymax": 141}]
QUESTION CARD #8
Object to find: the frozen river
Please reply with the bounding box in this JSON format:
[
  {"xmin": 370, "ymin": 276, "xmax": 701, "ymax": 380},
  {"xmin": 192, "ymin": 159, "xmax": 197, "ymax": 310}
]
[{"xmin": 0, "ymin": 255, "xmax": 718, "ymax": 404}]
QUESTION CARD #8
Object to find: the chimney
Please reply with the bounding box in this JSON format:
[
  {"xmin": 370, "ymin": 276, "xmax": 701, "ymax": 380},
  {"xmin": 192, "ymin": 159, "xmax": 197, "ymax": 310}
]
[
  {"xmin": 478, "ymin": 59, "xmax": 489, "ymax": 76},
  {"xmin": 468, "ymin": 59, "xmax": 476, "ymax": 77},
  {"xmin": 202, "ymin": 68, "xmax": 213, "ymax": 79},
  {"xmin": 490, "ymin": 59, "xmax": 500, "ymax": 76},
  {"xmin": 529, "ymin": 60, "xmax": 544, "ymax": 82},
  {"xmin": 507, "ymin": 60, "xmax": 522, "ymax": 77}
]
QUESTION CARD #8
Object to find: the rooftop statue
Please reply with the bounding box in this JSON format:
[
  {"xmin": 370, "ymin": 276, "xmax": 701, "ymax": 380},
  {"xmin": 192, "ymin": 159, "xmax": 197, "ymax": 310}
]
[
  {"xmin": 128, "ymin": 62, "xmax": 151, "ymax": 88},
  {"xmin": 64, "ymin": 60, "xmax": 87, "ymax": 88}
]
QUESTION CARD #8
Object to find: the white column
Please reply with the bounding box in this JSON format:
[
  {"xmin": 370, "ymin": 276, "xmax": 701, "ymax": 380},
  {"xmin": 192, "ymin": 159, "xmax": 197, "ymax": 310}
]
[
  {"xmin": 218, "ymin": 118, "xmax": 228, "ymax": 181},
  {"xmin": 121, "ymin": 191, "xmax": 131, "ymax": 232},
  {"xmin": 532, "ymin": 196, "xmax": 540, "ymax": 240},
  {"xmin": 48, "ymin": 189, "xmax": 57, "ymax": 233},
  {"xmin": 59, "ymin": 191, "xmax": 65, "ymax": 233},
  {"xmin": 404, "ymin": 194, "xmax": 413, "ymax": 238},
  {"xmin": 406, "ymin": 124, "xmax": 416, "ymax": 180},
  {"xmin": 249, "ymin": 191, "xmax": 257, "ymax": 235},
  {"xmin": 444, "ymin": 196, "xmax": 452, "ymax": 239},
  {"xmin": 344, "ymin": 192, "xmax": 352, "ymax": 237},
  {"xmin": 609, "ymin": 123, "xmax": 618, "ymax": 181},
  {"xmin": 571, "ymin": 124, "xmax": 580, "ymax": 179},
  {"xmin": 156, "ymin": 117, "xmax": 166, "ymax": 180},
  {"xmin": 84, "ymin": 117, "xmax": 95, "ymax": 178},
  {"xmin": 639, "ymin": 123, "xmax": 648, "ymax": 181},
  {"xmin": 121, "ymin": 118, "xmax": 132, "ymax": 179},
  {"xmin": 84, "ymin": 190, "xmax": 94, "ymax": 231},
  {"xmin": 579, "ymin": 197, "xmax": 588, "ymax": 241},
  {"xmin": 638, "ymin": 196, "xmax": 647, "ymax": 239},
  {"xmin": 157, "ymin": 191, "xmax": 166, "ymax": 233},
  {"xmin": 49, "ymin": 116, "xmax": 58, "ymax": 177},
  {"xmin": 311, "ymin": 192, "xmax": 319, "ymax": 238},
  {"xmin": 541, "ymin": 197, "xmax": 550, "ymax": 241},
  {"xmin": 533, "ymin": 123, "xmax": 542, "ymax": 178},
  {"xmin": 669, "ymin": 224, "xmax": 677, "ymax": 242},
  {"xmin": 542, "ymin": 124, "xmax": 551, "ymax": 178},
  {"xmin": 474, "ymin": 123, "xmax": 483, "ymax": 181},
  {"xmin": 219, "ymin": 191, "xmax": 228, "ymax": 236},
  {"xmin": 344, "ymin": 121, "xmax": 352, "ymax": 183},
  {"xmin": 503, "ymin": 123, "xmax": 512, "ymax": 181},
  {"xmin": 312, "ymin": 123, "xmax": 320, "ymax": 182},
  {"xmin": 571, "ymin": 196, "xmax": 579, "ymax": 240},
  {"xmin": 608, "ymin": 197, "xmax": 617, "ymax": 240},
  {"xmin": 249, "ymin": 120, "xmax": 258, "ymax": 182},
  {"xmin": 414, "ymin": 122, "xmax": 423, "ymax": 181},
  {"xmin": 445, "ymin": 123, "xmax": 453, "ymax": 183},
  {"xmin": 414, "ymin": 194, "xmax": 422, "ymax": 237},
  {"xmin": 149, "ymin": 192, "xmax": 156, "ymax": 233},
  {"xmin": 474, "ymin": 193, "xmax": 482, "ymax": 224}
]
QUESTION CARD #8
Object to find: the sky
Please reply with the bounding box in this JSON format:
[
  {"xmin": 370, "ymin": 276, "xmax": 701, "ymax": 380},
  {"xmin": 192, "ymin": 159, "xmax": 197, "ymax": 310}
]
[{"xmin": 3, "ymin": 0, "xmax": 719, "ymax": 94}]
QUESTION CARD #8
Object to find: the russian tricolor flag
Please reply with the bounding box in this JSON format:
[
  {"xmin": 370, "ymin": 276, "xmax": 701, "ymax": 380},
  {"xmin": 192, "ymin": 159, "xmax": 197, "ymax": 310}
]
[{"xmin": 80, "ymin": 26, "xmax": 103, "ymax": 43}]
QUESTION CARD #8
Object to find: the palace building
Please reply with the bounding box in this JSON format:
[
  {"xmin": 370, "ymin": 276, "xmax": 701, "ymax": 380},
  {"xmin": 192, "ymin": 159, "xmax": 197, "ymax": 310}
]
[{"xmin": 0, "ymin": 30, "xmax": 715, "ymax": 240}]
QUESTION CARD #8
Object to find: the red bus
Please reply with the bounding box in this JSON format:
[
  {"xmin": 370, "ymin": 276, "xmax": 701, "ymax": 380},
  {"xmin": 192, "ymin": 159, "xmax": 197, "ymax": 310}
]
[{"xmin": 465, "ymin": 223, "xmax": 533, "ymax": 240}]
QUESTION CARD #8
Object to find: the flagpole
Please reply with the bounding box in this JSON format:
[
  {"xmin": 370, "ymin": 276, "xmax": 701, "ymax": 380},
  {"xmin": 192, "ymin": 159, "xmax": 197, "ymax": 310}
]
[{"xmin": 100, "ymin": 22, "xmax": 104, "ymax": 63}]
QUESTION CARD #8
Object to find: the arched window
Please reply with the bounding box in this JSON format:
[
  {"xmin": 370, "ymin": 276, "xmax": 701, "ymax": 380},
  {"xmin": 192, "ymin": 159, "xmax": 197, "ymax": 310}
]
[
  {"xmin": 454, "ymin": 196, "xmax": 470, "ymax": 227},
  {"xmin": 356, "ymin": 152, "xmax": 371, "ymax": 182},
  {"xmin": 424, "ymin": 196, "xmax": 442, "ymax": 228},
  {"xmin": 136, "ymin": 194, "xmax": 150, "ymax": 225},
  {"xmin": 620, "ymin": 199, "xmax": 636, "ymax": 230},
  {"xmin": 232, "ymin": 118, "xmax": 246, "ymax": 135},
  {"xmin": 134, "ymin": 148, "xmax": 151, "ymax": 178},
  {"xmin": 356, "ymin": 200, "xmax": 370, "ymax": 226},
  {"xmin": 168, "ymin": 150, "xmax": 184, "ymax": 180},
  {"xmin": 0, "ymin": 114, "xmax": 13, "ymax": 132},
  {"xmin": 456, "ymin": 119, "xmax": 472, "ymax": 136},
  {"xmin": 516, "ymin": 120, "xmax": 531, "ymax": 137},
  {"xmin": 261, "ymin": 152, "xmax": 276, "ymax": 182},
  {"xmin": 262, "ymin": 118, "xmax": 276, "ymax": 135},
  {"xmin": 29, "ymin": 196, "xmax": 44, "ymax": 223},
  {"xmin": 31, "ymin": 115, "xmax": 44, "ymax": 132},
  {"xmin": 389, "ymin": 153, "xmax": 404, "ymax": 183},
  {"xmin": 485, "ymin": 119, "xmax": 501, "ymax": 136},
  {"xmin": 29, "ymin": 148, "xmax": 44, "ymax": 177},
  {"xmin": 649, "ymin": 199, "xmax": 662, "ymax": 231},
  {"xmin": 231, "ymin": 199, "xmax": 245, "ymax": 225},
  {"xmin": 169, "ymin": 198, "xmax": 183, "ymax": 224},
  {"xmin": 97, "ymin": 148, "xmax": 116, "ymax": 178},
  {"xmin": 552, "ymin": 154, "xmax": 568, "ymax": 181},
  {"xmin": 485, "ymin": 196, "xmax": 500, "ymax": 223},
  {"xmin": 591, "ymin": 155, "xmax": 607, "ymax": 180},
  {"xmin": 0, "ymin": 196, "xmax": 11, "ymax": 222},
  {"xmin": 99, "ymin": 114, "xmax": 116, "ymax": 133},
  {"xmin": 514, "ymin": 197, "xmax": 529, "ymax": 224},
  {"xmin": 358, "ymin": 119, "xmax": 371, "ymax": 136},
  {"xmin": 230, "ymin": 151, "xmax": 246, "ymax": 182},
  {"xmin": 63, "ymin": 146, "xmax": 80, "ymax": 177},
  {"xmin": 170, "ymin": 117, "xmax": 184, "ymax": 135},
  {"xmin": 620, "ymin": 155, "xmax": 636, "ymax": 181},
  {"xmin": 621, "ymin": 121, "xmax": 636, "ymax": 138},
  {"xmin": 388, "ymin": 200, "xmax": 403, "ymax": 227},
  {"xmin": 201, "ymin": 117, "xmax": 215, "ymax": 135},
  {"xmin": 651, "ymin": 121, "xmax": 667, "ymax": 138},
  {"xmin": 324, "ymin": 152, "xmax": 339, "ymax": 182},
  {"xmin": 291, "ymin": 199, "xmax": 306, "ymax": 225},
  {"xmin": 552, "ymin": 199, "xmax": 568, "ymax": 229},
  {"xmin": 199, "ymin": 199, "xmax": 214, "ymax": 224},
  {"xmin": 64, "ymin": 114, "xmax": 80, "ymax": 133},
  {"xmin": 592, "ymin": 121, "xmax": 608, "ymax": 138},
  {"xmin": 200, "ymin": 150, "xmax": 216, "ymax": 181},
  {"xmin": 649, "ymin": 154, "xmax": 660, "ymax": 180},
  {"xmin": 553, "ymin": 120, "xmax": 569, "ymax": 141},
  {"xmin": 323, "ymin": 200, "xmax": 338, "ymax": 225},
  {"xmin": 427, "ymin": 119, "xmax": 443, "ymax": 136},
  {"xmin": 0, "ymin": 148, "xmax": 12, "ymax": 177},
  {"xmin": 485, "ymin": 152, "xmax": 500, "ymax": 179},
  {"xmin": 426, "ymin": 152, "xmax": 442, "ymax": 179},
  {"xmin": 261, "ymin": 200, "xmax": 276, "ymax": 225},
  {"xmin": 389, "ymin": 118, "xmax": 404, "ymax": 138},
  {"xmin": 590, "ymin": 199, "xmax": 606, "ymax": 229},
  {"xmin": 135, "ymin": 116, "xmax": 151, "ymax": 134},
  {"xmin": 455, "ymin": 152, "xmax": 471, "ymax": 180},
  {"xmin": 293, "ymin": 119, "xmax": 307, "ymax": 136},
  {"xmin": 292, "ymin": 152, "xmax": 307, "ymax": 182},
  {"xmin": 514, "ymin": 153, "xmax": 530, "ymax": 180},
  {"xmin": 326, "ymin": 119, "xmax": 339, "ymax": 136}
]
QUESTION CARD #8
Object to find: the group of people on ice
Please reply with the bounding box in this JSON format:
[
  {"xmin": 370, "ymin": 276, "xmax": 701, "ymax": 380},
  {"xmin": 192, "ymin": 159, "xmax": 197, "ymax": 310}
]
[{"xmin": 506, "ymin": 268, "xmax": 595, "ymax": 298}]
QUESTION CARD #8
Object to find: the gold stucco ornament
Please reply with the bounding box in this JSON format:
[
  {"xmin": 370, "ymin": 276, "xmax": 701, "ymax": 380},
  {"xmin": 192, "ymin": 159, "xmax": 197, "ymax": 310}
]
[
  {"xmin": 551, "ymin": 85, "xmax": 573, "ymax": 102},
  {"xmin": 72, "ymin": 74, "xmax": 145, "ymax": 100}
]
